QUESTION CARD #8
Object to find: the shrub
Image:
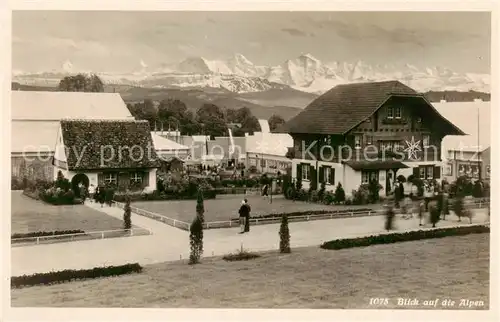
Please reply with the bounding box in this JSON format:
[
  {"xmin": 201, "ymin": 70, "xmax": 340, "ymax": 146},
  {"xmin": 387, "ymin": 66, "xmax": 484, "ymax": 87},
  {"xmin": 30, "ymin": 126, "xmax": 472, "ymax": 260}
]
[
  {"xmin": 279, "ymin": 214, "xmax": 291, "ymax": 253},
  {"xmin": 320, "ymin": 225, "xmax": 490, "ymax": 250},
  {"xmin": 323, "ymin": 191, "xmax": 335, "ymax": 205},
  {"xmin": 334, "ymin": 182, "xmax": 346, "ymax": 204},
  {"xmin": 123, "ymin": 195, "xmax": 132, "ymax": 230},
  {"xmin": 11, "ymin": 230, "xmax": 85, "ymax": 239},
  {"xmin": 368, "ymin": 180, "xmax": 382, "ymax": 203},
  {"xmin": 472, "ymin": 181, "xmax": 484, "ymax": 198},
  {"xmin": 295, "ymin": 176, "xmax": 302, "ymax": 191},
  {"xmin": 55, "ymin": 171, "xmax": 71, "ymax": 191},
  {"xmin": 223, "ymin": 248, "xmax": 261, "ymax": 261},
  {"xmin": 352, "ymin": 186, "xmax": 370, "ymax": 205},
  {"xmin": 11, "ymin": 263, "xmax": 143, "ymax": 288},
  {"xmin": 318, "ymin": 182, "xmax": 326, "ymax": 201},
  {"xmin": 309, "ymin": 189, "xmax": 321, "ymax": 203}
]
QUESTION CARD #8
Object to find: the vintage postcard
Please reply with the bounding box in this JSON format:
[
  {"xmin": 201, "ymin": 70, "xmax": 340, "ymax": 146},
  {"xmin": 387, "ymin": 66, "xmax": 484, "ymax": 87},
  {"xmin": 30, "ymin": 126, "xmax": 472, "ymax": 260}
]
[{"xmin": 2, "ymin": 1, "xmax": 498, "ymax": 321}]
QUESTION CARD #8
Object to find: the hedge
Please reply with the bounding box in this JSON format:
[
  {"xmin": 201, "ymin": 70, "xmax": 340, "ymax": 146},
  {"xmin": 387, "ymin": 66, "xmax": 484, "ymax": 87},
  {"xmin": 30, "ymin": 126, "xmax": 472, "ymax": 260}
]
[
  {"xmin": 11, "ymin": 230, "xmax": 85, "ymax": 239},
  {"xmin": 11, "ymin": 263, "xmax": 143, "ymax": 288},
  {"xmin": 320, "ymin": 225, "xmax": 490, "ymax": 250},
  {"xmin": 230, "ymin": 208, "xmax": 373, "ymax": 221},
  {"xmin": 223, "ymin": 251, "xmax": 261, "ymax": 262},
  {"xmin": 113, "ymin": 190, "xmax": 217, "ymax": 202}
]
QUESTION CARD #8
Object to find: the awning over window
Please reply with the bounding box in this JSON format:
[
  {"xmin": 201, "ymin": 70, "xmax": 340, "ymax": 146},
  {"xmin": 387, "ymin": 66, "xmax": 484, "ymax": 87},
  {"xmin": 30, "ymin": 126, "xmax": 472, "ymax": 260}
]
[{"xmin": 343, "ymin": 160, "xmax": 409, "ymax": 171}]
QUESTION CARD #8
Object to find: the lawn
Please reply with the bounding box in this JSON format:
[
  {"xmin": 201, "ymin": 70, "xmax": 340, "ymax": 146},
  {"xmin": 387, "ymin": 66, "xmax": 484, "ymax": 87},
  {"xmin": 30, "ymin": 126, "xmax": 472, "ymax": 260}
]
[
  {"xmin": 11, "ymin": 192, "xmax": 127, "ymax": 234},
  {"xmin": 133, "ymin": 194, "xmax": 379, "ymax": 223},
  {"xmin": 11, "ymin": 233, "xmax": 489, "ymax": 309}
]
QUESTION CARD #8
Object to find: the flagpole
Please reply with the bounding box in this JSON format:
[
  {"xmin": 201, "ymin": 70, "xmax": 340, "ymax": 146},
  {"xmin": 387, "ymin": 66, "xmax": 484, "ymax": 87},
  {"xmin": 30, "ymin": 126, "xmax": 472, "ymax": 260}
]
[{"xmin": 477, "ymin": 106, "xmax": 481, "ymax": 182}]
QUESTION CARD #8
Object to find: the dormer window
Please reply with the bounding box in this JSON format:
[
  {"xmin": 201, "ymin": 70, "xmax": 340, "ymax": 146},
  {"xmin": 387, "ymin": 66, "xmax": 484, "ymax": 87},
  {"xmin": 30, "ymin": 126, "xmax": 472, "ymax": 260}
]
[
  {"xmin": 394, "ymin": 107, "xmax": 402, "ymax": 119},
  {"xmin": 354, "ymin": 135, "xmax": 362, "ymax": 149},
  {"xmin": 387, "ymin": 107, "xmax": 394, "ymax": 119}
]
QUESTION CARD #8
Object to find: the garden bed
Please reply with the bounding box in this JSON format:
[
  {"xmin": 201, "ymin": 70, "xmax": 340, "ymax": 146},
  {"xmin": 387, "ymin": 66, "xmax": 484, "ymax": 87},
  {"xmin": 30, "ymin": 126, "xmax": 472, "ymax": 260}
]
[
  {"xmin": 11, "ymin": 234, "xmax": 489, "ymax": 308},
  {"xmin": 113, "ymin": 190, "xmax": 217, "ymax": 202}
]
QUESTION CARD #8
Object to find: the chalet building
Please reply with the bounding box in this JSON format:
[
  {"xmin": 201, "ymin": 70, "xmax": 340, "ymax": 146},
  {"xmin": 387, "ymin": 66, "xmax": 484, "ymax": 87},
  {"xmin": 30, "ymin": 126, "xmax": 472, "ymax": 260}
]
[
  {"xmin": 53, "ymin": 120, "xmax": 161, "ymax": 191},
  {"xmin": 11, "ymin": 91, "xmax": 135, "ymax": 182},
  {"xmin": 279, "ymin": 81, "xmax": 465, "ymax": 197},
  {"xmin": 11, "ymin": 91, "xmax": 186, "ymax": 183}
]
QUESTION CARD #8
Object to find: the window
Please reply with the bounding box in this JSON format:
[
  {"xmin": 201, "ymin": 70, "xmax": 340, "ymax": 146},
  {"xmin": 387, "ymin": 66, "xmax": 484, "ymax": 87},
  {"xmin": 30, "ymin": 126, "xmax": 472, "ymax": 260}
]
[
  {"xmin": 419, "ymin": 167, "xmax": 426, "ymax": 179},
  {"xmin": 426, "ymin": 166, "xmax": 434, "ymax": 180},
  {"xmin": 130, "ymin": 172, "xmax": 143, "ymax": 183},
  {"xmin": 362, "ymin": 170, "xmax": 379, "ymax": 184},
  {"xmin": 260, "ymin": 158, "xmax": 266, "ymax": 168},
  {"xmin": 366, "ymin": 136, "xmax": 373, "ymax": 145},
  {"xmin": 301, "ymin": 164, "xmax": 311, "ymax": 181},
  {"xmin": 387, "ymin": 107, "xmax": 394, "ymax": 119},
  {"xmin": 445, "ymin": 163, "xmax": 453, "ymax": 176},
  {"xmin": 418, "ymin": 165, "xmax": 437, "ymax": 180},
  {"xmin": 323, "ymin": 167, "xmax": 334, "ymax": 185},
  {"xmin": 354, "ymin": 135, "xmax": 362, "ymax": 149},
  {"xmin": 393, "ymin": 141, "xmax": 403, "ymax": 151},
  {"xmin": 104, "ymin": 172, "xmax": 117, "ymax": 184},
  {"xmin": 394, "ymin": 106, "xmax": 402, "ymax": 119},
  {"xmin": 417, "ymin": 117, "xmax": 422, "ymax": 123},
  {"xmin": 422, "ymin": 134, "xmax": 430, "ymax": 148},
  {"xmin": 249, "ymin": 158, "xmax": 257, "ymax": 166},
  {"xmin": 379, "ymin": 140, "xmax": 403, "ymax": 152}
]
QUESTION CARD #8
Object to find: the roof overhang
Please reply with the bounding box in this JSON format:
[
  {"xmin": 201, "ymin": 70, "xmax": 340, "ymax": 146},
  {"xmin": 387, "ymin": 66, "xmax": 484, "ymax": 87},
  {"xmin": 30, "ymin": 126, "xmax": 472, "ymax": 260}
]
[
  {"xmin": 343, "ymin": 160, "xmax": 409, "ymax": 171},
  {"xmin": 344, "ymin": 94, "xmax": 467, "ymax": 136}
]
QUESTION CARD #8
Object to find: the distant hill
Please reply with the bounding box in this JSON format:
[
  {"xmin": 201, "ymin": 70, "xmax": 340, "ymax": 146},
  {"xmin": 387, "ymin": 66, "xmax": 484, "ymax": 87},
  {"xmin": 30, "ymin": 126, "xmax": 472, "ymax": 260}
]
[
  {"xmin": 424, "ymin": 90, "xmax": 491, "ymax": 102},
  {"xmin": 11, "ymin": 82, "xmax": 490, "ymax": 121}
]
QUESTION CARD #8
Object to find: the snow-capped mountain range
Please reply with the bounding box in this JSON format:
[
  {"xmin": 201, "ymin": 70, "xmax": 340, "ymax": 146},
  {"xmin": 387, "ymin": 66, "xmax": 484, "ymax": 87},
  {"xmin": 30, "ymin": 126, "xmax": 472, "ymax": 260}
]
[{"xmin": 12, "ymin": 53, "xmax": 490, "ymax": 94}]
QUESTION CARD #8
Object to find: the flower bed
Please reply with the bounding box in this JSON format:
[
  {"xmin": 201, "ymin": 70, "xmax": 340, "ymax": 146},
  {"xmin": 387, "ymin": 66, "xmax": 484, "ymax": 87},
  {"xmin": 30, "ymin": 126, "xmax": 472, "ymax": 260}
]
[
  {"xmin": 229, "ymin": 208, "xmax": 373, "ymax": 221},
  {"xmin": 11, "ymin": 263, "xmax": 143, "ymax": 288},
  {"xmin": 113, "ymin": 189, "xmax": 217, "ymax": 202},
  {"xmin": 11, "ymin": 230, "xmax": 85, "ymax": 239},
  {"xmin": 320, "ymin": 225, "xmax": 490, "ymax": 250}
]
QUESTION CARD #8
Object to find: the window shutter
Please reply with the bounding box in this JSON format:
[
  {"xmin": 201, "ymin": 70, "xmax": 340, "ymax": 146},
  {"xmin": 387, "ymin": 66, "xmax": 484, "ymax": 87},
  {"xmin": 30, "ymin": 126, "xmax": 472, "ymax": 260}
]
[
  {"xmin": 330, "ymin": 168, "xmax": 335, "ymax": 185},
  {"xmin": 310, "ymin": 166, "xmax": 317, "ymax": 190},
  {"xmin": 433, "ymin": 166, "xmax": 441, "ymax": 179},
  {"xmin": 143, "ymin": 171, "xmax": 149, "ymax": 186},
  {"xmin": 319, "ymin": 166, "xmax": 324, "ymax": 183},
  {"xmin": 296, "ymin": 164, "xmax": 302, "ymax": 180},
  {"xmin": 98, "ymin": 173, "xmax": 104, "ymax": 186},
  {"xmin": 412, "ymin": 167, "xmax": 419, "ymax": 177}
]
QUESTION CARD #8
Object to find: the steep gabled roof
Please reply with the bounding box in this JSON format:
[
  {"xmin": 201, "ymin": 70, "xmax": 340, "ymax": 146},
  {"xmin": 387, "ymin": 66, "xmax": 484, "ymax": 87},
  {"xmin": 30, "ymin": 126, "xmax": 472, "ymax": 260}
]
[
  {"xmin": 11, "ymin": 91, "xmax": 134, "ymax": 121},
  {"xmin": 59, "ymin": 120, "xmax": 160, "ymax": 171},
  {"xmin": 280, "ymin": 80, "xmax": 419, "ymax": 135}
]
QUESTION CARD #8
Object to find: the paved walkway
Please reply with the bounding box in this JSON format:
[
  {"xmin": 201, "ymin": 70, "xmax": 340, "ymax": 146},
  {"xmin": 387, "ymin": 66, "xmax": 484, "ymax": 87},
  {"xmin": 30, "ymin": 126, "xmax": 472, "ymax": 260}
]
[{"xmin": 11, "ymin": 203, "xmax": 489, "ymax": 276}]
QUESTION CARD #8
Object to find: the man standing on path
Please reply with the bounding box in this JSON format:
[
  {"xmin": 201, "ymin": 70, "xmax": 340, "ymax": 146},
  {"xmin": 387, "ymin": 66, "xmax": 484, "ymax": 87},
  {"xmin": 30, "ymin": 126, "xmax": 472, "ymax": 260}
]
[{"xmin": 238, "ymin": 198, "xmax": 251, "ymax": 233}]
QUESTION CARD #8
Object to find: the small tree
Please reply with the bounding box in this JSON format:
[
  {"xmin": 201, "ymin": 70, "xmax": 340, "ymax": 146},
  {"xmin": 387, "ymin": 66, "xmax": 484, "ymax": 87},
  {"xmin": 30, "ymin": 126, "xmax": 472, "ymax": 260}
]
[
  {"xmin": 318, "ymin": 182, "xmax": 326, "ymax": 201},
  {"xmin": 295, "ymin": 176, "xmax": 302, "ymax": 191},
  {"xmin": 279, "ymin": 214, "xmax": 291, "ymax": 253},
  {"xmin": 189, "ymin": 216, "xmax": 204, "ymax": 265},
  {"xmin": 334, "ymin": 182, "xmax": 346, "ymax": 204},
  {"xmin": 123, "ymin": 195, "xmax": 132, "ymax": 230},
  {"xmin": 189, "ymin": 189, "xmax": 205, "ymax": 265}
]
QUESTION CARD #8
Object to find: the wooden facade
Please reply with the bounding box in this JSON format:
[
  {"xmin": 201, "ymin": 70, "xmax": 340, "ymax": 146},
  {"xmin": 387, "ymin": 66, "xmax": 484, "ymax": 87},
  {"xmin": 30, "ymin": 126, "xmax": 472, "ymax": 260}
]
[{"xmin": 291, "ymin": 97, "xmax": 445, "ymax": 164}]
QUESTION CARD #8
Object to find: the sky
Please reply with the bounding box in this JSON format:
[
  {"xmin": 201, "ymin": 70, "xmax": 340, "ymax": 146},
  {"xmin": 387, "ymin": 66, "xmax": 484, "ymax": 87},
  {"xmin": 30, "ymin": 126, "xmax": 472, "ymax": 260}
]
[{"xmin": 12, "ymin": 11, "xmax": 491, "ymax": 74}]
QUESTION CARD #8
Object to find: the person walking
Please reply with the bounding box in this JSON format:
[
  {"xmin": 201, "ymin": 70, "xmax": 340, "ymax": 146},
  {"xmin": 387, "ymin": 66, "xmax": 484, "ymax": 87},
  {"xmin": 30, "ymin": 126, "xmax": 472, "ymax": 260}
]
[
  {"xmin": 88, "ymin": 184, "xmax": 96, "ymax": 203},
  {"xmin": 262, "ymin": 184, "xmax": 269, "ymax": 198},
  {"xmin": 244, "ymin": 198, "xmax": 251, "ymax": 232}
]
